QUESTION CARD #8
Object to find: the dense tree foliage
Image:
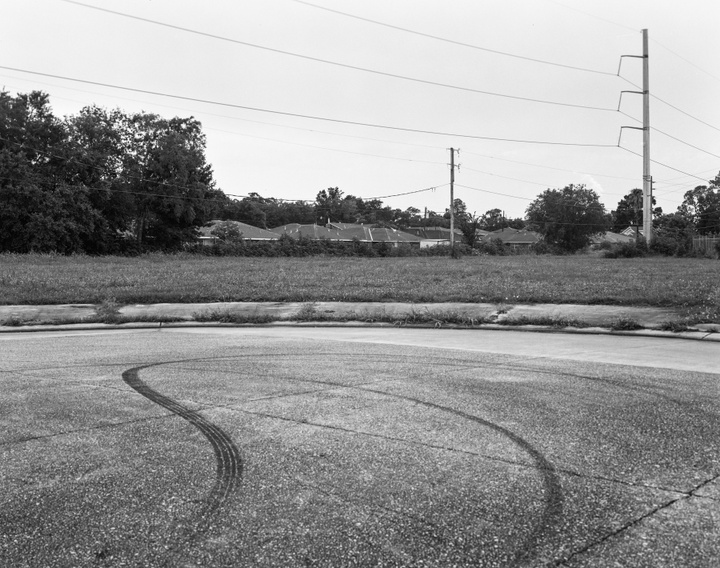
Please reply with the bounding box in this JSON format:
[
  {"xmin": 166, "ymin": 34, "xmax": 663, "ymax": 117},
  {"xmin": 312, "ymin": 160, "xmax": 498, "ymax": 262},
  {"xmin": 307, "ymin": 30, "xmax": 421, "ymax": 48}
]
[
  {"xmin": 526, "ymin": 184, "xmax": 609, "ymax": 252},
  {"xmin": 3, "ymin": 92, "xmax": 719, "ymax": 256},
  {"xmin": 611, "ymin": 188, "xmax": 661, "ymax": 234},
  {"xmin": 0, "ymin": 91, "xmax": 222, "ymax": 253},
  {"xmin": 678, "ymin": 175, "xmax": 720, "ymax": 235}
]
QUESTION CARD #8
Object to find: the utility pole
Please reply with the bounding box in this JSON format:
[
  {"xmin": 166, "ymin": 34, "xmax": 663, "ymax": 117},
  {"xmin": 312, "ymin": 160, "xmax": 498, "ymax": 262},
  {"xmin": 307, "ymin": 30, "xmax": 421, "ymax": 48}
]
[
  {"xmin": 642, "ymin": 29, "xmax": 653, "ymax": 246},
  {"xmin": 449, "ymin": 148, "xmax": 459, "ymax": 248},
  {"xmin": 618, "ymin": 30, "xmax": 652, "ymax": 245}
]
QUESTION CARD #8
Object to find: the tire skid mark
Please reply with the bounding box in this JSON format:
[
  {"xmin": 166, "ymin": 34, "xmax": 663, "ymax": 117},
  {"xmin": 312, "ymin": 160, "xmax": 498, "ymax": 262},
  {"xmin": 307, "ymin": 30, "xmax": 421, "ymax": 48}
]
[
  {"xmin": 122, "ymin": 364, "xmax": 242, "ymax": 539},
  {"xmin": 125, "ymin": 353, "xmax": 562, "ymax": 566}
]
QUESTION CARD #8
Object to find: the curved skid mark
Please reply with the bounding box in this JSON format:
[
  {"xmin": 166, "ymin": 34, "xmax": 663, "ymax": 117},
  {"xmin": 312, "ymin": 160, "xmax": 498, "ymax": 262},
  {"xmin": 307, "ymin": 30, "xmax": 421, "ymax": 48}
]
[
  {"xmin": 122, "ymin": 364, "xmax": 242, "ymax": 539},
  {"xmin": 129, "ymin": 353, "xmax": 562, "ymax": 565}
]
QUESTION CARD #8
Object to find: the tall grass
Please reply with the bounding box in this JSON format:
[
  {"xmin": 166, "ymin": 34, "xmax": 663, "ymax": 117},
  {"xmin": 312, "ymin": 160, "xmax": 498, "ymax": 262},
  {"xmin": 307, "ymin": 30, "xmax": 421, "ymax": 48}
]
[{"xmin": 0, "ymin": 253, "xmax": 718, "ymax": 308}]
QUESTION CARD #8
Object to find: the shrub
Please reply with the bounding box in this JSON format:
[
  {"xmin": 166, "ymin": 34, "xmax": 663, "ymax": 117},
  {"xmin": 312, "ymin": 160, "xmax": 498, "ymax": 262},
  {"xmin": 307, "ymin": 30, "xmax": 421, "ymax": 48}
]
[
  {"xmin": 476, "ymin": 238, "xmax": 511, "ymax": 256},
  {"xmin": 649, "ymin": 236, "xmax": 679, "ymax": 257},
  {"xmin": 603, "ymin": 242, "xmax": 647, "ymax": 259}
]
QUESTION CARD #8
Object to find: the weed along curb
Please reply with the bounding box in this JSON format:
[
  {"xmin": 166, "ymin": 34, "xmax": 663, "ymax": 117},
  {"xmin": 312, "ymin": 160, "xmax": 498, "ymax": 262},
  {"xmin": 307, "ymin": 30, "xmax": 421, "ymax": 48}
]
[{"xmin": 1, "ymin": 301, "xmax": 719, "ymax": 340}]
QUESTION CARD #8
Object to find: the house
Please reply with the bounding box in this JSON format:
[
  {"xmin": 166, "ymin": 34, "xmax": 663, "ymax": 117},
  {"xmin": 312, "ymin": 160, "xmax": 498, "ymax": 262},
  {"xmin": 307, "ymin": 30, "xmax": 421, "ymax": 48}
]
[
  {"xmin": 332, "ymin": 224, "xmax": 422, "ymax": 247},
  {"xmin": 593, "ymin": 231, "xmax": 636, "ymax": 245},
  {"xmin": 198, "ymin": 220, "xmax": 281, "ymax": 245},
  {"xmin": 403, "ymin": 226, "xmax": 464, "ymax": 247},
  {"xmin": 620, "ymin": 226, "xmax": 644, "ymax": 239},
  {"xmin": 271, "ymin": 223, "xmax": 345, "ymax": 240},
  {"xmin": 484, "ymin": 228, "xmax": 543, "ymax": 250},
  {"xmin": 273, "ymin": 223, "xmax": 423, "ymax": 248}
]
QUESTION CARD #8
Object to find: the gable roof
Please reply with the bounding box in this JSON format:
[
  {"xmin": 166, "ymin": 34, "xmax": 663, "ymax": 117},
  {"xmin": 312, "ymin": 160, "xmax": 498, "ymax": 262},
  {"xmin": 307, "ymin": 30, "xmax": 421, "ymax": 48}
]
[
  {"xmin": 486, "ymin": 228, "xmax": 543, "ymax": 244},
  {"xmin": 403, "ymin": 226, "xmax": 462, "ymax": 240},
  {"xmin": 594, "ymin": 231, "xmax": 636, "ymax": 244},
  {"xmin": 200, "ymin": 220, "xmax": 281, "ymax": 240},
  {"xmin": 271, "ymin": 224, "xmax": 344, "ymax": 240}
]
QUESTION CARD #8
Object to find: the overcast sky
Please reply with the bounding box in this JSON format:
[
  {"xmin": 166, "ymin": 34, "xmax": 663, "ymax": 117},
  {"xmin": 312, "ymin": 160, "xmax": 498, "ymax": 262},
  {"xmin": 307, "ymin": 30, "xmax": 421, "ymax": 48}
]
[{"xmin": 3, "ymin": 0, "xmax": 719, "ymax": 220}]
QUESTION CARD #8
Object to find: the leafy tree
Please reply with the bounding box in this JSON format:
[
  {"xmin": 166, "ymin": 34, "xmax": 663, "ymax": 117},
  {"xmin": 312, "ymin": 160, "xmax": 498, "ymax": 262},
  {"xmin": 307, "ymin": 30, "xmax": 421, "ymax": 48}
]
[
  {"xmin": 111, "ymin": 112, "xmax": 220, "ymax": 250},
  {"xmin": 394, "ymin": 206, "xmax": 422, "ymax": 229},
  {"xmin": 678, "ymin": 174, "xmax": 720, "ymax": 235},
  {"xmin": 444, "ymin": 198, "xmax": 470, "ymax": 224},
  {"xmin": 652, "ymin": 212, "xmax": 695, "ymax": 256},
  {"xmin": 480, "ymin": 208, "xmax": 504, "ymax": 231},
  {"xmin": 210, "ymin": 220, "xmax": 244, "ymax": 243},
  {"xmin": 458, "ymin": 213, "xmax": 482, "ymax": 248},
  {"xmin": 611, "ymin": 188, "xmax": 661, "ymax": 234},
  {"xmin": 0, "ymin": 91, "xmax": 106, "ymax": 253},
  {"xmin": 526, "ymin": 184, "xmax": 609, "ymax": 252}
]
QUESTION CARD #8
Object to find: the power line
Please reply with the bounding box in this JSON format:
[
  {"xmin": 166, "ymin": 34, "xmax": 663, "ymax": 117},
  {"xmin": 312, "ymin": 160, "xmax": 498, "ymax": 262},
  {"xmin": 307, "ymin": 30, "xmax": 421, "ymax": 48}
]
[
  {"xmin": 619, "ymin": 110, "xmax": 720, "ymax": 159},
  {"xmin": 651, "ymin": 38, "xmax": 720, "ymax": 84},
  {"xmin": 208, "ymin": 127, "xmax": 446, "ymax": 165},
  {"xmin": 618, "ymin": 145, "xmax": 717, "ymax": 182},
  {"xmin": 0, "ymin": 134, "xmax": 445, "ymax": 205},
  {"xmin": 0, "ymin": 71, "xmax": 448, "ymax": 153},
  {"xmin": 59, "ymin": 0, "xmax": 616, "ymax": 112},
  {"xmin": 619, "ymin": 76, "xmax": 720, "ymax": 133},
  {"xmin": 362, "ymin": 185, "xmax": 447, "ymax": 201},
  {"xmin": 0, "ymin": 65, "xmax": 619, "ymax": 147},
  {"xmin": 456, "ymin": 183, "xmax": 532, "ymax": 202},
  {"xmin": 461, "ymin": 166, "xmax": 552, "ymax": 188},
  {"xmin": 289, "ymin": 0, "xmax": 616, "ymax": 77},
  {"xmin": 544, "ymin": 0, "xmax": 639, "ymax": 33},
  {"xmin": 461, "ymin": 150, "xmax": 637, "ymax": 181}
]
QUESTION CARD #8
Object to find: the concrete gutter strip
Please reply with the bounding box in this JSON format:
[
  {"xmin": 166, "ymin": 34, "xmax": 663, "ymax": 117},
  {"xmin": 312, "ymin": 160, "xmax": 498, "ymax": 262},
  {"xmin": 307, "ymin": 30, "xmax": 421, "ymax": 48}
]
[{"xmin": 0, "ymin": 301, "xmax": 718, "ymax": 341}]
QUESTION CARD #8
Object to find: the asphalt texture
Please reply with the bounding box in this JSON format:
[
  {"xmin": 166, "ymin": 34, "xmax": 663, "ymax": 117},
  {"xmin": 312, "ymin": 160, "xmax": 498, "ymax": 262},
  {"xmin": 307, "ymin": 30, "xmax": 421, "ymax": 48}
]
[{"xmin": 1, "ymin": 326, "xmax": 719, "ymax": 567}]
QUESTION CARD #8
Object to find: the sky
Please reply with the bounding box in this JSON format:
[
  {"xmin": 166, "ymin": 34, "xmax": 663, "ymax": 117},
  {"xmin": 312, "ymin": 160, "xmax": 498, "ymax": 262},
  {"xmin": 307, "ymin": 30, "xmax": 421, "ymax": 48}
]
[{"xmin": 3, "ymin": 0, "xmax": 720, "ymax": 220}]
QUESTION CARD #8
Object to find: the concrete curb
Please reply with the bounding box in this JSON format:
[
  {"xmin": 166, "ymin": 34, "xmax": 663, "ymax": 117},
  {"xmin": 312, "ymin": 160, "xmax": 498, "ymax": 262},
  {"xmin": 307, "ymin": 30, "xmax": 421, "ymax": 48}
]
[{"xmin": 2, "ymin": 319, "xmax": 719, "ymax": 342}]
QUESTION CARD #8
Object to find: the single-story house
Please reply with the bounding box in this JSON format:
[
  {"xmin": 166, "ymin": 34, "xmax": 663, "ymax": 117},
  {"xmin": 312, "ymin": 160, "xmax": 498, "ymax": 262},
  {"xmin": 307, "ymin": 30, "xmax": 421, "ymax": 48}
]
[
  {"xmin": 273, "ymin": 223, "xmax": 422, "ymax": 248},
  {"xmin": 484, "ymin": 228, "xmax": 543, "ymax": 250},
  {"xmin": 620, "ymin": 226, "xmax": 645, "ymax": 239},
  {"xmin": 592, "ymin": 231, "xmax": 636, "ymax": 244},
  {"xmin": 403, "ymin": 226, "xmax": 464, "ymax": 248},
  {"xmin": 198, "ymin": 220, "xmax": 281, "ymax": 245}
]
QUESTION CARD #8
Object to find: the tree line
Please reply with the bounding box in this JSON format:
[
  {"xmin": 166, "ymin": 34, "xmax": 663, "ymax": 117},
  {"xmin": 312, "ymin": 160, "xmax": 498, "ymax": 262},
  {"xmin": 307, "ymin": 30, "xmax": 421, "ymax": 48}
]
[{"xmin": 1, "ymin": 91, "xmax": 718, "ymax": 255}]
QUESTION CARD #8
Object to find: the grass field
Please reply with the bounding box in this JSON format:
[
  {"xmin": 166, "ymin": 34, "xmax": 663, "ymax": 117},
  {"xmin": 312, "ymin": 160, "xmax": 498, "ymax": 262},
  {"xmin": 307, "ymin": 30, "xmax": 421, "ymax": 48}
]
[{"xmin": 1, "ymin": 253, "xmax": 718, "ymax": 314}]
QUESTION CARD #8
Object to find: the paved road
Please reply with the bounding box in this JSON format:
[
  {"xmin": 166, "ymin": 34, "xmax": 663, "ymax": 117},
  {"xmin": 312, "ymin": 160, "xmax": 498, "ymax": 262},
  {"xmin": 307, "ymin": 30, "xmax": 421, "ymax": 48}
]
[{"xmin": 1, "ymin": 327, "xmax": 719, "ymax": 567}]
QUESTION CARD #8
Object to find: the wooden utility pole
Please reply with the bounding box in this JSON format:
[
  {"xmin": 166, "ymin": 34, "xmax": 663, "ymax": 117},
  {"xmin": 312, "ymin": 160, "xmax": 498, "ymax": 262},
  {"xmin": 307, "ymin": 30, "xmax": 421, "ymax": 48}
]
[
  {"xmin": 448, "ymin": 148, "xmax": 460, "ymax": 248},
  {"xmin": 642, "ymin": 29, "xmax": 653, "ymax": 246}
]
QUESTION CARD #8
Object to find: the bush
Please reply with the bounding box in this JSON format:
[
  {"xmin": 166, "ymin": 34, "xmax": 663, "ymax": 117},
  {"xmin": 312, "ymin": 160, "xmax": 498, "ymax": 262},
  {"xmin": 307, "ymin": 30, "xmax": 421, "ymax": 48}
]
[
  {"xmin": 603, "ymin": 242, "xmax": 647, "ymax": 259},
  {"xmin": 649, "ymin": 236, "xmax": 679, "ymax": 256},
  {"xmin": 475, "ymin": 238, "xmax": 511, "ymax": 256}
]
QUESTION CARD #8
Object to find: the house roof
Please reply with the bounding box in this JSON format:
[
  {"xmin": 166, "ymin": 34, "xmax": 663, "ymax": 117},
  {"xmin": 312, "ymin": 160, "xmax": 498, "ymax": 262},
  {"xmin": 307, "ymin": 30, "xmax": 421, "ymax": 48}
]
[
  {"xmin": 486, "ymin": 228, "xmax": 543, "ymax": 244},
  {"xmin": 594, "ymin": 231, "xmax": 636, "ymax": 244},
  {"xmin": 272, "ymin": 224, "xmax": 422, "ymax": 243},
  {"xmin": 271, "ymin": 224, "xmax": 344, "ymax": 240},
  {"xmin": 403, "ymin": 226, "xmax": 462, "ymax": 240},
  {"xmin": 200, "ymin": 220, "xmax": 281, "ymax": 240},
  {"xmin": 621, "ymin": 226, "xmax": 644, "ymax": 237}
]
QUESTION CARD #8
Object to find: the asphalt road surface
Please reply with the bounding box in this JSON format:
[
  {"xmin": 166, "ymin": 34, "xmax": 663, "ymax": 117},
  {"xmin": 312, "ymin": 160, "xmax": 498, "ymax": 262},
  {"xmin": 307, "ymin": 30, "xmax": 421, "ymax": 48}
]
[{"xmin": 1, "ymin": 327, "xmax": 719, "ymax": 567}]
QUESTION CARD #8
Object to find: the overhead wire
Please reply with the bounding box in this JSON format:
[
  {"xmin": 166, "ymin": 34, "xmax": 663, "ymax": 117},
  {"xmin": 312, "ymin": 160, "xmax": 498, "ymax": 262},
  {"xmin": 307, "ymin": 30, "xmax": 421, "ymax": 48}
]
[
  {"xmin": 0, "ymin": 134, "xmax": 444, "ymax": 205},
  {"xmin": 0, "ymin": 65, "xmax": 619, "ymax": 147},
  {"xmin": 619, "ymin": 76, "xmax": 720, "ymax": 133},
  {"xmin": 0, "ymin": 71, "xmax": 449, "ymax": 154},
  {"xmin": 58, "ymin": 0, "xmax": 616, "ymax": 112},
  {"xmin": 288, "ymin": 0, "xmax": 617, "ymax": 76},
  {"xmin": 651, "ymin": 38, "xmax": 720, "ymax": 84},
  {"xmin": 617, "ymin": 145, "xmax": 717, "ymax": 182},
  {"xmin": 618, "ymin": 109, "xmax": 720, "ymax": 159},
  {"xmin": 461, "ymin": 150, "xmax": 637, "ymax": 181}
]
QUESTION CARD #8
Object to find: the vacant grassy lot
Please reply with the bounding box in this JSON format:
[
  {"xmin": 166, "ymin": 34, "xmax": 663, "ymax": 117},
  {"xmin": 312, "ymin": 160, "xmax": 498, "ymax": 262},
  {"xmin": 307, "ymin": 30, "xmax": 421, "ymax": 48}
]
[{"xmin": 1, "ymin": 253, "xmax": 718, "ymax": 311}]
